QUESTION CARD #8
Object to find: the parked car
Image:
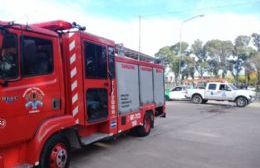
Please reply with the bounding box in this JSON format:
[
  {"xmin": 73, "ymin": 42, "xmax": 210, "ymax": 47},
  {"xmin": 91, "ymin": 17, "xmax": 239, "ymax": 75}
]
[
  {"xmin": 168, "ymin": 86, "xmax": 188, "ymax": 100},
  {"xmin": 186, "ymin": 82, "xmax": 256, "ymax": 107}
]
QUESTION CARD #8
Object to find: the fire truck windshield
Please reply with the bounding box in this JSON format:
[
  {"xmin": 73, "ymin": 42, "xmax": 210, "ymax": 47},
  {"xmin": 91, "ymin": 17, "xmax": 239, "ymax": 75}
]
[{"xmin": 0, "ymin": 32, "xmax": 18, "ymax": 80}]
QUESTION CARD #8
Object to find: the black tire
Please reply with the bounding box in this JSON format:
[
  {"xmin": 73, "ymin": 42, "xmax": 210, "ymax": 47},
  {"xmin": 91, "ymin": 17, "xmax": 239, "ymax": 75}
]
[
  {"xmin": 202, "ymin": 100, "xmax": 208, "ymax": 104},
  {"xmin": 236, "ymin": 97, "xmax": 248, "ymax": 107},
  {"xmin": 38, "ymin": 134, "xmax": 70, "ymax": 168},
  {"xmin": 191, "ymin": 94, "xmax": 203, "ymax": 104},
  {"xmin": 135, "ymin": 113, "xmax": 153, "ymax": 137}
]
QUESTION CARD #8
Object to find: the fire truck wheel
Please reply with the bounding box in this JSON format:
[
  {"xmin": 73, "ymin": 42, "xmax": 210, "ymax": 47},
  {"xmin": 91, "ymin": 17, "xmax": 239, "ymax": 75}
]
[
  {"xmin": 38, "ymin": 134, "xmax": 70, "ymax": 168},
  {"xmin": 135, "ymin": 113, "xmax": 152, "ymax": 137}
]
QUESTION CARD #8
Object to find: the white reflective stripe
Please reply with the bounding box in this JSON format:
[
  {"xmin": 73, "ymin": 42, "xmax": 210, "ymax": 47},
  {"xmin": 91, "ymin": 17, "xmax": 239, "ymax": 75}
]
[
  {"xmin": 72, "ymin": 106, "xmax": 79, "ymax": 116},
  {"xmin": 71, "ymin": 80, "xmax": 78, "ymax": 91},
  {"xmin": 70, "ymin": 53, "xmax": 76, "ymax": 64},
  {"xmin": 72, "ymin": 93, "xmax": 78, "ymax": 104},
  {"xmin": 68, "ymin": 32, "xmax": 75, "ymax": 38},
  {"xmin": 75, "ymin": 119, "xmax": 80, "ymax": 124},
  {"xmin": 70, "ymin": 67, "xmax": 77, "ymax": 78},
  {"xmin": 69, "ymin": 40, "xmax": 75, "ymax": 51}
]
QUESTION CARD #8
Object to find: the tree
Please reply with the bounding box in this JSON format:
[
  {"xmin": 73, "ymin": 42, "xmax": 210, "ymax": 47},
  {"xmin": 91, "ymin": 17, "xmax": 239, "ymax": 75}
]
[
  {"xmin": 170, "ymin": 42, "xmax": 189, "ymax": 55},
  {"xmin": 252, "ymin": 33, "xmax": 260, "ymax": 52},
  {"xmin": 208, "ymin": 59, "xmax": 220, "ymax": 77},
  {"xmin": 155, "ymin": 46, "xmax": 179, "ymax": 82},
  {"xmin": 232, "ymin": 35, "xmax": 256, "ymax": 84},
  {"xmin": 191, "ymin": 39, "xmax": 207, "ymax": 78},
  {"xmin": 155, "ymin": 46, "xmax": 174, "ymax": 63},
  {"xmin": 250, "ymin": 33, "xmax": 260, "ymax": 85},
  {"xmin": 250, "ymin": 52, "xmax": 260, "ymax": 85},
  {"xmin": 155, "ymin": 42, "xmax": 189, "ymax": 83},
  {"xmin": 182, "ymin": 56, "xmax": 196, "ymax": 80},
  {"xmin": 204, "ymin": 40, "xmax": 234, "ymax": 78}
]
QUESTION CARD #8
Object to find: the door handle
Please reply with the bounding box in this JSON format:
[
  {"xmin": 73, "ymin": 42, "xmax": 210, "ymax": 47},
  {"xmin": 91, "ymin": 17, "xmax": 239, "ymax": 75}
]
[{"xmin": 52, "ymin": 98, "xmax": 61, "ymax": 110}]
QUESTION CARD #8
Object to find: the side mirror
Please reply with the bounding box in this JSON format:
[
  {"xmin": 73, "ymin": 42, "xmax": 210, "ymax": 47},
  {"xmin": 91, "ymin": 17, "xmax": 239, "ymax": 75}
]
[{"xmin": 225, "ymin": 88, "xmax": 231, "ymax": 91}]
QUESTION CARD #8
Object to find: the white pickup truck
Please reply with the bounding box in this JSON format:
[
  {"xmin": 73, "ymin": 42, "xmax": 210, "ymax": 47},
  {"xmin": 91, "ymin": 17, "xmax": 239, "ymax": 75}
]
[{"xmin": 186, "ymin": 82, "xmax": 256, "ymax": 107}]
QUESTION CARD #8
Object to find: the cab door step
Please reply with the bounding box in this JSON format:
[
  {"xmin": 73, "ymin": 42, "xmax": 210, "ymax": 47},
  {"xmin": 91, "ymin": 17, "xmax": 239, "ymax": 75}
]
[{"xmin": 80, "ymin": 133, "xmax": 110, "ymax": 145}]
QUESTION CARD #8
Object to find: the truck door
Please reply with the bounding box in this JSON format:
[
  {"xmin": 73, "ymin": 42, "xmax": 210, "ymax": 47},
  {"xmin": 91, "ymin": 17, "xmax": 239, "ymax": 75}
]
[
  {"xmin": 205, "ymin": 83, "xmax": 219, "ymax": 100},
  {"xmin": 219, "ymin": 84, "xmax": 235, "ymax": 100},
  {"xmin": 169, "ymin": 87, "xmax": 182, "ymax": 99},
  {"xmin": 83, "ymin": 42, "xmax": 111, "ymax": 123},
  {"xmin": 0, "ymin": 30, "xmax": 63, "ymax": 145}
]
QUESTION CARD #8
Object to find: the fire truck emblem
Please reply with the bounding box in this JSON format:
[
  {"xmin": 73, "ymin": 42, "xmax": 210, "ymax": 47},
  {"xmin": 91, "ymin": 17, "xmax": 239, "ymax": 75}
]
[
  {"xmin": 23, "ymin": 87, "xmax": 45, "ymax": 113},
  {"xmin": 0, "ymin": 118, "xmax": 6, "ymax": 128}
]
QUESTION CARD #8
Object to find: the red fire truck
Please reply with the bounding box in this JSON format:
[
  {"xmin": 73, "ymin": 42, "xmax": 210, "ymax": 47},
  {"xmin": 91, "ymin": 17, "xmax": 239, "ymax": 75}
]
[{"xmin": 0, "ymin": 20, "xmax": 165, "ymax": 168}]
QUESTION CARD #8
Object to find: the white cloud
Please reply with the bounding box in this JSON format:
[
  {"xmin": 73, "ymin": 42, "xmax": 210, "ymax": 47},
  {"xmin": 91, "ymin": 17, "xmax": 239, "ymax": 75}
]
[{"xmin": 1, "ymin": 0, "xmax": 260, "ymax": 56}]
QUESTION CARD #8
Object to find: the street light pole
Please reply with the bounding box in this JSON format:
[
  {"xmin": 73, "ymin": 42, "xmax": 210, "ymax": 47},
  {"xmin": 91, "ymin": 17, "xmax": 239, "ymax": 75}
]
[{"xmin": 178, "ymin": 14, "xmax": 204, "ymax": 85}]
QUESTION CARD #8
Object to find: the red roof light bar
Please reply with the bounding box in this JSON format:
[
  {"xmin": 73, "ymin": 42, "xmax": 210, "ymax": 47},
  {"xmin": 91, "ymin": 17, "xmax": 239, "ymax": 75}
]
[{"xmin": 31, "ymin": 20, "xmax": 73, "ymax": 31}]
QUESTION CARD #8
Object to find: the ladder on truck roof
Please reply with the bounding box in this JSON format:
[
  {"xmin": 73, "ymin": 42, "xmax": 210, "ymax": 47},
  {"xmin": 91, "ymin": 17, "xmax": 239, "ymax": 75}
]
[{"xmin": 115, "ymin": 43, "xmax": 162, "ymax": 64}]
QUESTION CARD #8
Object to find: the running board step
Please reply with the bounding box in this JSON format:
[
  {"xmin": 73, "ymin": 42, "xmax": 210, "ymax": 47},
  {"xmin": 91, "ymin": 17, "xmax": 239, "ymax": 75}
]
[{"xmin": 80, "ymin": 133, "xmax": 111, "ymax": 145}]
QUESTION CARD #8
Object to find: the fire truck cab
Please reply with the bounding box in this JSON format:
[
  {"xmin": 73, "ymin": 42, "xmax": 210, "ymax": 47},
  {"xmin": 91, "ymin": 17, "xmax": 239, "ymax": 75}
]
[{"xmin": 0, "ymin": 20, "xmax": 165, "ymax": 168}]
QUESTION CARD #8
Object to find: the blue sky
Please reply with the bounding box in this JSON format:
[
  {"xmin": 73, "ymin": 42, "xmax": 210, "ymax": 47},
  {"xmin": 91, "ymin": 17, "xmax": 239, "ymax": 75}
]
[{"xmin": 60, "ymin": 0, "xmax": 260, "ymax": 20}]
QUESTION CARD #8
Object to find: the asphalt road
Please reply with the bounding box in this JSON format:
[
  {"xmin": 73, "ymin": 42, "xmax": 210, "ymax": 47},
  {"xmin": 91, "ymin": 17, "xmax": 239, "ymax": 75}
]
[{"xmin": 71, "ymin": 100, "xmax": 260, "ymax": 168}]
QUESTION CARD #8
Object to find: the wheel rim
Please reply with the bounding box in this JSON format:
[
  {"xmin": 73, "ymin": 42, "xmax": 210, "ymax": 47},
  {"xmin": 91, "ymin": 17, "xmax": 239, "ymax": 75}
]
[
  {"xmin": 238, "ymin": 98, "xmax": 246, "ymax": 106},
  {"xmin": 144, "ymin": 116, "xmax": 151, "ymax": 133},
  {"xmin": 50, "ymin": 143, "xmax": 68, "ymax": 168},
  {"xmin": 193, "ymin": 96, "xmax": 201, "ymax": 103}
]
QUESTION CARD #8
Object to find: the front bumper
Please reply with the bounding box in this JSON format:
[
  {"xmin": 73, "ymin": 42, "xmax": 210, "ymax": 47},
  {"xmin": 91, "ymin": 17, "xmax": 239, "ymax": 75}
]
[
  {"xmin": 0, "ymin": 146, "xmax": 34, "ymax": 168},
  {"xmin": 249, "ymin": 96, "xmax": 256, "ymax": 103},
  {"xmin": 0, "ymin": 155, "xmax": 32, "ymax": 168}
]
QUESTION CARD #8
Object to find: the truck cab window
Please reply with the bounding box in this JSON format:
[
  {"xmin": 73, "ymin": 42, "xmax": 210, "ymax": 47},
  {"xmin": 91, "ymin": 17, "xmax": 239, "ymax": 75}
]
[
  {"xmin": 208, "ymin": 84, "xmax": 216, "ymax": 90},
  {"xmin": 220, "ymin": 84, "xmax": 231, "ymax": 91},
  {"xmin": 173, "ymin": 87, "xmax": 181, "ymax": 91},
  {"xmin": 225, "ymin": 85, "xmax": 231, "ymax": 91},
  {"xmin": 219, "ymin": 84, "xmax": 225, "ymax": 90},
  {"xmin": 22, "ymin": 36, "xmax": 53, "ymax": 77},
  {"xmin": 0, "ymin": 33, "xmax": 18, "ymax": 80}
]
